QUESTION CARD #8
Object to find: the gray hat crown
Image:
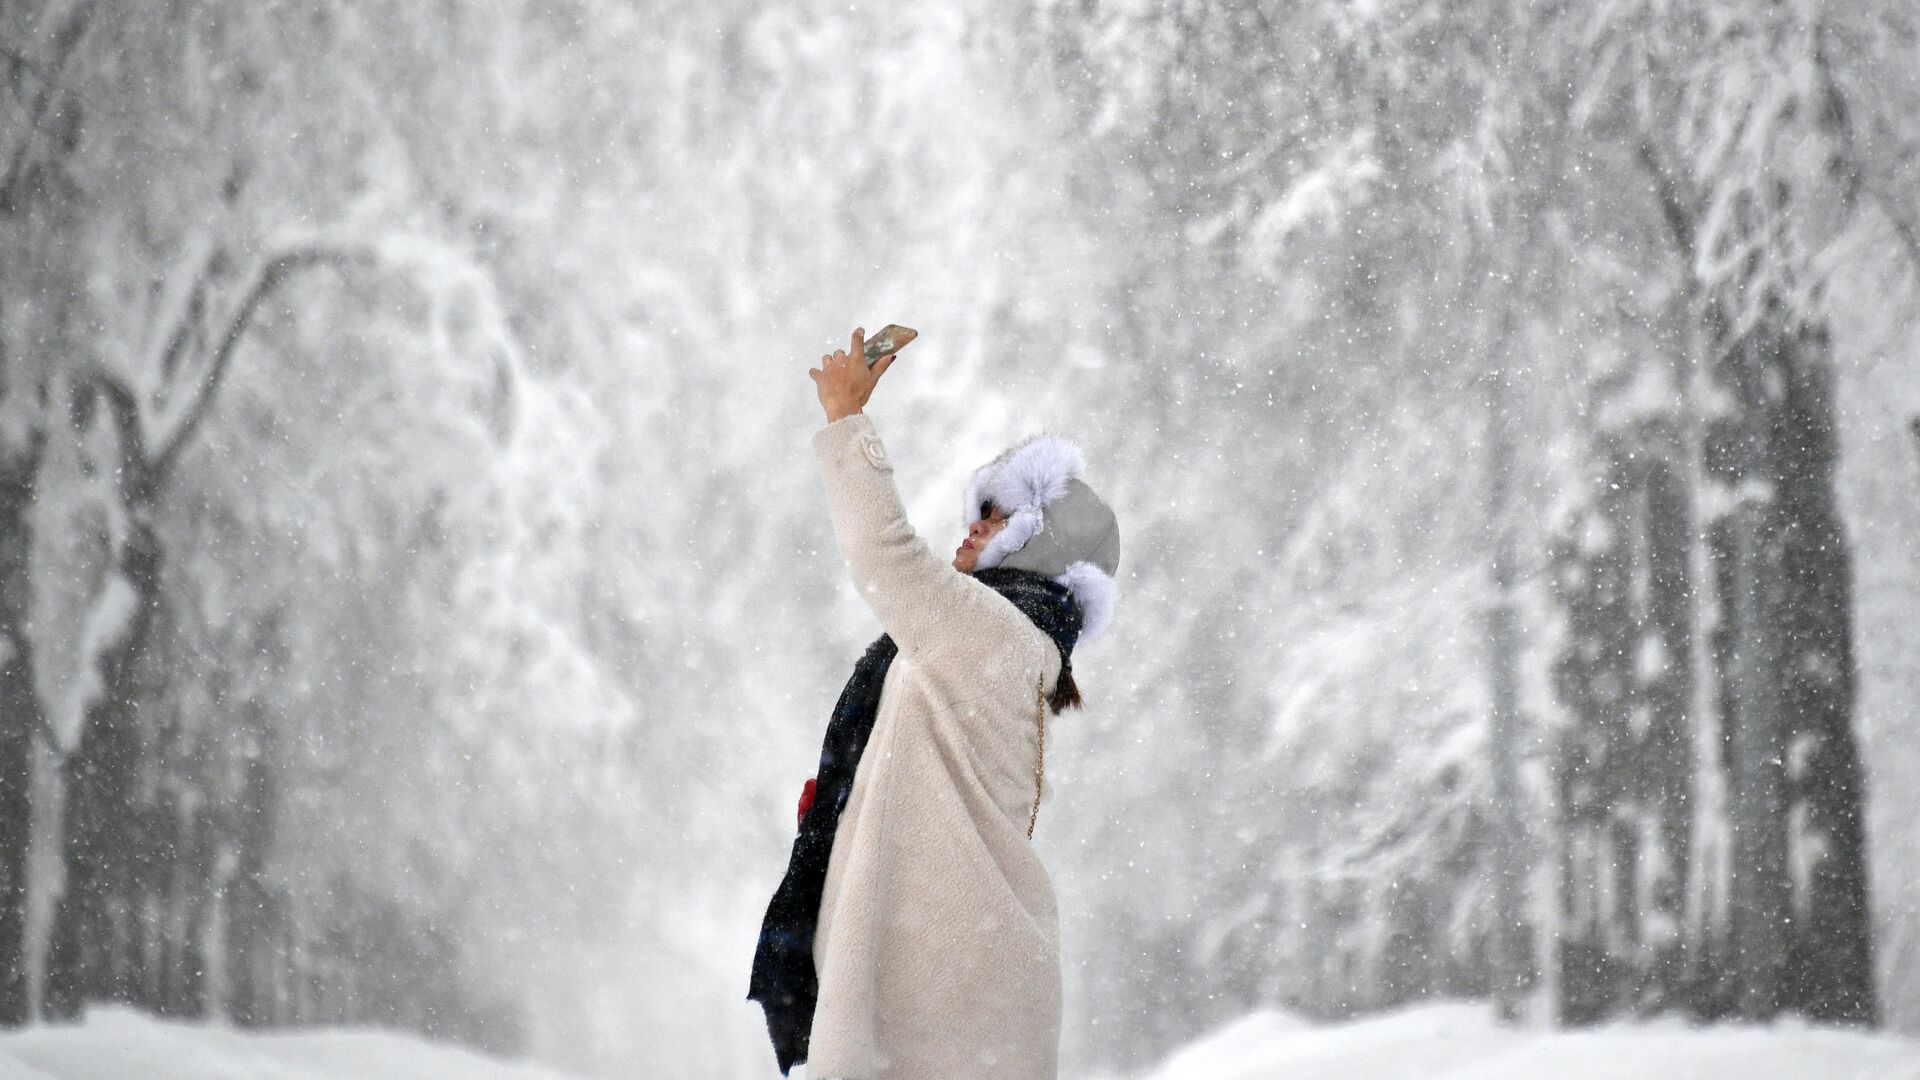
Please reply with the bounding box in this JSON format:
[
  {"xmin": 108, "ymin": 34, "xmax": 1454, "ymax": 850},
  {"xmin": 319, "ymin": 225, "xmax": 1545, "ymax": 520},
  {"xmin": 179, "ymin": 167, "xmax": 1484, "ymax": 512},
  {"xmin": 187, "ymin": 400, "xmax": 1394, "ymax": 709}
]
[{"xmin": 998, "ymin": 478, "xmax": 1120, "ymax": 580}]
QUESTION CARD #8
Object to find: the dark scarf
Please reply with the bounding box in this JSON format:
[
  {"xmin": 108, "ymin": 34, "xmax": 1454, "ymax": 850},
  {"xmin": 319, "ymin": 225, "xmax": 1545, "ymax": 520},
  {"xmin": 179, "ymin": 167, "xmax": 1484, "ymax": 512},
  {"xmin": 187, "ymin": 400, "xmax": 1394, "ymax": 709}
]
[{"xmin": 747, "ymin": 566, "xmax": 1083, "ymax": 1075}]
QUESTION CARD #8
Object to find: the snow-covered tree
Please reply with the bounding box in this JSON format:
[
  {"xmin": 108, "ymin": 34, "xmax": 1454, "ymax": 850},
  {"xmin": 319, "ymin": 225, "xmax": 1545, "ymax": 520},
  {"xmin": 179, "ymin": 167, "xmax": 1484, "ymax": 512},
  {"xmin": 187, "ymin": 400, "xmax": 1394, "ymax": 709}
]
[{"xmin": 1025, "ymin": 0, "xmax": 1908, "ymax": 1063}]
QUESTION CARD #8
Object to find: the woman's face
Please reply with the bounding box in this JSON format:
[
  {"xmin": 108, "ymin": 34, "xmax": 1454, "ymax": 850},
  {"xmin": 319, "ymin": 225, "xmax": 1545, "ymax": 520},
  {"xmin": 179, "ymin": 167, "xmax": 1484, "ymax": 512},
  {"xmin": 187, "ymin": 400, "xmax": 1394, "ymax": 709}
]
[{"xmin": 953, "ymin": 504, "xmax": 1011, "ymax": 573}]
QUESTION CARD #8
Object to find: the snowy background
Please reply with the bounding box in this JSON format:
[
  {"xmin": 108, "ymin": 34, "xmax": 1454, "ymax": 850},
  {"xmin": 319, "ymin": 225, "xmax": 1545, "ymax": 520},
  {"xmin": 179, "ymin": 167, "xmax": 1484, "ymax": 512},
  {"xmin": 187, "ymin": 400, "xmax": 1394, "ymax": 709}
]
[{"xmin": 2, "ymin": 1, "xmax": 1918, "ymax": 1078}]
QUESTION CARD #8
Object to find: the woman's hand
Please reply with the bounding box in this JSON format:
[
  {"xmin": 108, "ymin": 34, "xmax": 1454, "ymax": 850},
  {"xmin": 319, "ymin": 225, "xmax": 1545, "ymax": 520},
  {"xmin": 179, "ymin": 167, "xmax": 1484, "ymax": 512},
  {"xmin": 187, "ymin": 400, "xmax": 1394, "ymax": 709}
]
[{"xmin": 808, "ymin": 327, "xmax": 897, "ymax": 425}]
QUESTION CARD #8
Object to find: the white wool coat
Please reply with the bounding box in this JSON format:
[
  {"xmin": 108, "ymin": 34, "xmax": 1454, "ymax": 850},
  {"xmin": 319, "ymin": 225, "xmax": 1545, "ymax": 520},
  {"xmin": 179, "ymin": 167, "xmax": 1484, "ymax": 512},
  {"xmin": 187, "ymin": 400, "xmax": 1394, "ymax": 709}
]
[{"xmin": 807, "ymin": 413, "xmax": 1065, "ymax": 1080}]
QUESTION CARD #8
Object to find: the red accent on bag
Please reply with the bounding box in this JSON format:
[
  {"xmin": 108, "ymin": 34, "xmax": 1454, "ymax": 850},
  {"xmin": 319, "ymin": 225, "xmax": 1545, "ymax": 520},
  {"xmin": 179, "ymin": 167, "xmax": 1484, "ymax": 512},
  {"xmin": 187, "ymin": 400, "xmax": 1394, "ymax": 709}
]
[{"xmin": 797, "ymin": 777, "xmax": 817, "ymax": 828}]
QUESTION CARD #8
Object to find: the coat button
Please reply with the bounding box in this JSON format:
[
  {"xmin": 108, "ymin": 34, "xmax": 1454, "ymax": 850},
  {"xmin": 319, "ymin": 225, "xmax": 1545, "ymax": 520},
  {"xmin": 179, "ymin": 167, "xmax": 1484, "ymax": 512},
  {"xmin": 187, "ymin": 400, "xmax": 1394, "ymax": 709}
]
[{"xmin": 859, "ymin": 434, "xmax": 892, "ymax": 471}]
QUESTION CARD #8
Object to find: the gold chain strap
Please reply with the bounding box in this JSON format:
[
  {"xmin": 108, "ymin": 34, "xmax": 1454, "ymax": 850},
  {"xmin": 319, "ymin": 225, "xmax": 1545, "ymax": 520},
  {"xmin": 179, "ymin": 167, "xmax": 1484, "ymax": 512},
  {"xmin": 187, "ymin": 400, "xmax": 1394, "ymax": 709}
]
[{"xmin": 1027, "ymin": 678, "xmax": 1047, "ymax": 839}]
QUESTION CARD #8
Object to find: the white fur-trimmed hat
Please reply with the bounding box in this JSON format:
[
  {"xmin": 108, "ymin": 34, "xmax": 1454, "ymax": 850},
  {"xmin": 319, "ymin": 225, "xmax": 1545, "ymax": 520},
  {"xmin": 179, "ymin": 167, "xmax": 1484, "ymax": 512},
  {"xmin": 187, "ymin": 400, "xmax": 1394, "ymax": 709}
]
[{"xmin": 963, "ymin": 434, "xmax": 1120, "ymax": 644}]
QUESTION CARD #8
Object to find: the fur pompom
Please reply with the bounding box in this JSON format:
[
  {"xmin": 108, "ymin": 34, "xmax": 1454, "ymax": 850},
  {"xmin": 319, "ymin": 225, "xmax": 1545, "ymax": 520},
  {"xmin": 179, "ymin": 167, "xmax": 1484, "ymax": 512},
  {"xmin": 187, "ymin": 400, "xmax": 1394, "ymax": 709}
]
[{"xmin": 1054, "ymin": 561, "xmax": 1117, "ymax": 645}]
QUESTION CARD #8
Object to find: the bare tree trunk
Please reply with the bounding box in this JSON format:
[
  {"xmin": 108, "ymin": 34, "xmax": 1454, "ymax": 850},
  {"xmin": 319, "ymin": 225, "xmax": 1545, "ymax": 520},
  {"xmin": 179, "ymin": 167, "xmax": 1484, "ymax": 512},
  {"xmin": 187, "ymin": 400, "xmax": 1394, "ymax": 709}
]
[
  {"xmin": 1637, "ymin": 458, "xmax": 1696, "ymax": 1007},
  {"xmin": 44, "ymin": 506, "xmax": 168, "ymax": 1017},
  {"xmin": 1550, "ymin": 474, "xmax": 1631, "ymax": 1024},
  {"xmin": 1704, "ymin": 302, "xmax": 1876, "ymax": 1025},
  {"xmin": 1773, "ymin": 321, "xmax": 1876, "ymax": 1025},
  {"xmin": 0, "ymin": 421, "xmax": 48, "ymax": 1024},
  {"xmin": 1719, "ymin": 321, "xmax": 1794, "ymax": 1021},
  {"xmin": 1676, "ymin": 309, "xmax": 1732, "ymax": 1019},
  {"xmin": 216, "ymin": 697, "xmax": 279, "ymax": 1024},
  {"xmin": 1482, "ymin": 324, "xmax": 1529, "ymax": 1022},
  {"xmin": 42, "ymin": 371, "xmax": 171, "ymax": 1018},
  {"xmin": 1547, "ymin": 394, "xmax": 1697, "ymax": 1022}
]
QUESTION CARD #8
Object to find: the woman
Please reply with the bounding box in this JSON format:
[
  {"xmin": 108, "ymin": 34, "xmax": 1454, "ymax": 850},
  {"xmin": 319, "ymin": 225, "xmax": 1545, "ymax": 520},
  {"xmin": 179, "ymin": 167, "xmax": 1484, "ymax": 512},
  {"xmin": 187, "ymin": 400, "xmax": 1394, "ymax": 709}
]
[{"xmin": 749, "ymin": 329, "xmax": 1120, "ymax": 1079}]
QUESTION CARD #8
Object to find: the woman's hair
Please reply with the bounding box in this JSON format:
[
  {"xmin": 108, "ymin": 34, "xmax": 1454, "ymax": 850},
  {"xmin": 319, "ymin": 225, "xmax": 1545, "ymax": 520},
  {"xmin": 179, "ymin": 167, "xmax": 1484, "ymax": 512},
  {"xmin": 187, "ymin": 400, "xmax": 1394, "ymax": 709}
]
[{"xmin": 1048, "ymin": 669, "xmax": 1082, "ymax": 714}]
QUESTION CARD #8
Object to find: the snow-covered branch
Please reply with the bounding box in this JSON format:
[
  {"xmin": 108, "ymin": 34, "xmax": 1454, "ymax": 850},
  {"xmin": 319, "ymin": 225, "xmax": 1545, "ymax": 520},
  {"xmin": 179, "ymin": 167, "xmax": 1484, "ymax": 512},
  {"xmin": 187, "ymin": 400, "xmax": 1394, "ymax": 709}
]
[
  {"xmin": 0, "ymin": 1, "xmax": 97, "ymax": 211},
  {"xmin": 149, "ymin": 246, "xmax": 371, "ymax": 483}
]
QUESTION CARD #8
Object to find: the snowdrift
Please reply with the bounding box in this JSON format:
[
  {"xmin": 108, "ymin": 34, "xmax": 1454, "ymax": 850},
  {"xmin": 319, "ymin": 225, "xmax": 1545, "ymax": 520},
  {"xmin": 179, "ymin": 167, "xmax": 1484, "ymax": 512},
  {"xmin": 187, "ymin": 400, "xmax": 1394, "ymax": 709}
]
[
  {"xmin": 1138, "ymin": 1002, "xmax": 1920, "ymax": 1080},
  {"xmin": 6, "ymin": 1000, "xmax": 1918, "ymax": 1079},
  {"xmin": 0, "ymin": 1006, "xmax": 580, "ymax": 1080}
]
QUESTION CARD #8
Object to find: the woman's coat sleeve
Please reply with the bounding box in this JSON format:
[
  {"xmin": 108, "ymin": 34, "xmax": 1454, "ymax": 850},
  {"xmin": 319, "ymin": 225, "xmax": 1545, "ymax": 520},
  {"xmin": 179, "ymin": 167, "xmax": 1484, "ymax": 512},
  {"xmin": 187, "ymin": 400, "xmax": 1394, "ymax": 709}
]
[{"xmin": 811, "ymin": 413, "xmax": 1033, "ymax": 669}]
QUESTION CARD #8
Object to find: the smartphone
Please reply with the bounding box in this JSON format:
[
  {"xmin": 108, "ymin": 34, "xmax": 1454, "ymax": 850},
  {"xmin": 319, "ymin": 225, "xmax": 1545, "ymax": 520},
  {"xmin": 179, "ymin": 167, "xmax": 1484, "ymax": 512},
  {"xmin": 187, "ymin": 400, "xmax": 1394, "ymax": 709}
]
[{"xmin": 862, "ymin": 325, "xmax": 918, "ymax": 367}]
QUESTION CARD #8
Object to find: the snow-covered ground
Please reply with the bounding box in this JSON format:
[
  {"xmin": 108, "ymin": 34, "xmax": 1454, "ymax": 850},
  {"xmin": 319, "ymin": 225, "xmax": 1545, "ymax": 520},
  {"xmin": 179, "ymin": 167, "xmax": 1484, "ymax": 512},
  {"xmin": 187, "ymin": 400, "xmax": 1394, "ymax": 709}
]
[
  {"xmin": 0, "ymin": 1007, "xmax": 579, "ymax": 1080},
  {"xmin": 6, "ymin": 1001, "xmax": 1918, "ymax": 1080},
  {"xmin": 1128, "ymin": 1003, "xmax": 1920, "ymax": 1080}
]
